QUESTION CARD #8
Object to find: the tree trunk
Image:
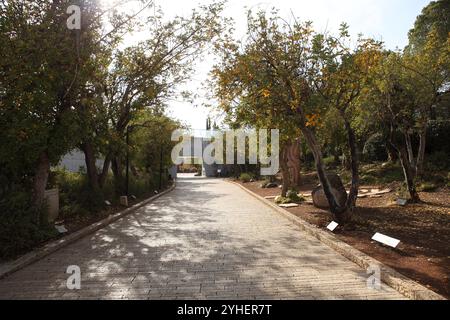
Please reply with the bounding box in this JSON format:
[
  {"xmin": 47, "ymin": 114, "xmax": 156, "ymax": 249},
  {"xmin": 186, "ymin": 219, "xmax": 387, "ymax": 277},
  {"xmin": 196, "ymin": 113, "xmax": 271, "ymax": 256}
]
[
  {"xmin": 405, "ymin": 132, "xmax": 415, "ymax": 166},
  {"xmin": 81, "ymin": 142, "xmax": 100, "ymax": 192},
  {"xmin": 386, "ymin": 145, "xmax": 398, "ymax": 162},
  {"xmin": 388, "ymin": 128, "xmax": 421, "ymax": 203},
  {"xmin": 416, "ymin": 128, "xmax": 426, "ymax": 176},
  {"xmin": 99, "ymin": 153, "xmax": 111, "ymax": 188},
  {"xmin": 280, "ymin": 146, "xmax": 290, "ymax": 198},
  {"xmin": 286, "ymin": 139, "xmax": 301, "ymax": 188},
  {"xmin": 398, "ymin": 146, "xmax": 421, "ymax": 203},
  {"xmin": 81, "ymin": 142, "xmax": 111, "ymax": 190},
  {"xmin": 386, "ymin": 129, "xmax": 398, "ymax": 162},
  {"xmin": 280, "ymin": 140, "xmax": 301, "ymax": 197},
  {"xmin": 343, "ymin": 119, "xmax": 359, "ymax": 209},
  {"xmin": 32, "ymin": 151, "xmax": 50, "ymax": 223},
  {"xmin": 300, "ymin": 127, "xmax": 350, "ymax": 223},
  {"xmin": 111, "ymin": 156, "xmax": 124, "ymax": 195}
]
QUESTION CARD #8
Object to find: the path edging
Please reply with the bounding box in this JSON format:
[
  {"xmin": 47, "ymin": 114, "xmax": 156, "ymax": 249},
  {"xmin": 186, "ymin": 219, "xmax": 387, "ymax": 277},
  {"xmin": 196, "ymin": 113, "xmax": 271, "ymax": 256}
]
[
  {"xmin": 229, "ymin": 180, "xmax": 445, "ymax": 300},
  {"xmin": 0, "ymin": 182, "xmax": 176, "ymax": 280}
]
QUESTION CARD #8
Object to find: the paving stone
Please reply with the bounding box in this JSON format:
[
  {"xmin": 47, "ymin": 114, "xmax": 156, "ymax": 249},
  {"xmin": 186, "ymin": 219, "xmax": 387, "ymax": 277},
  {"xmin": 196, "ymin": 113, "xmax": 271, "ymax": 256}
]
[{"xmin": 0, "ymin": 176, "xmax": 405, "ymax": 300}]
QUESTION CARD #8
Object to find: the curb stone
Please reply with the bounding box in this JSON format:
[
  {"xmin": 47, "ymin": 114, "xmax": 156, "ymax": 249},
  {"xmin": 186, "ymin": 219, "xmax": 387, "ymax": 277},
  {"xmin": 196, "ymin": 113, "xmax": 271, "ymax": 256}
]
[
  {"xmin": 229, "ymin": 180, "xmax": 445, "ymax": 300},
  {"xmin": 0, "ymin": 182, "xmax": 176, "ymax": 280}
]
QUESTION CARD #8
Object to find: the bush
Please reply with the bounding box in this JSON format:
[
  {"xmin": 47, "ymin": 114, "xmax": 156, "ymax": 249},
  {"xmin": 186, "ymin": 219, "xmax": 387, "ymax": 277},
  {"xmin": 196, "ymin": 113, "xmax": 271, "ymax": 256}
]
[
  {"xmin": 323, "ymin": 156, "xmax": 338, "ymax": 167},
  {"xmin": 363, "ymin": 133, "xmax": 388, "ymax": 162},
  {"xmin": 427, "ymin": 120, "xmax": 450, "ymax": 155},
  {"xmin": 425, "ymin": 151, "xmax": 450, "ymax": 172},
  {"xmin": 417, "ymin": 182, "xmax": 438, "ymax": 192},
  {"xmin": 275, "ymin": 196, "xmax": 291, "ymax": 204},
  {"xmin": 286, "ymin": 190, "xmax": 304, "ymax": 203},
  {"xmin": 49, "ymin": 169, "xmax": 106, "ymax": 217},
  {"xmin": 239, "ymin": 173, "xmax": 252, "ymax": 183},
  {"xmin": 130, "ymin": 172, "xmax": 165, "ymax": 196},
  {"xmin": 0, "ymin": 192, "xmax": 57, "ymax": 259},
  {"xmin": 395, "ymin": 184, "xmax": 411, "ymax": 200},
  {"xmin": 275, "ymin": 191, "xmax": 304, "ymax": 204}
]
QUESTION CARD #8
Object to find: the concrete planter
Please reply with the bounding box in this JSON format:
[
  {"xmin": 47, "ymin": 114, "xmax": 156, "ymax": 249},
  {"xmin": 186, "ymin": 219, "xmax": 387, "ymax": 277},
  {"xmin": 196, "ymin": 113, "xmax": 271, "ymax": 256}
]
[{"xmin": 44, "ymin": 188, "xmax": 59, "ymax": 222}]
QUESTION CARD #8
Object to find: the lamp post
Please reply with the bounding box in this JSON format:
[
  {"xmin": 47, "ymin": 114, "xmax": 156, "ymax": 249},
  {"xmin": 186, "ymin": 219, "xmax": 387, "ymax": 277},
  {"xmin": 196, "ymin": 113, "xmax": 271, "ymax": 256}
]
[
  {"xmin": 126, "ymin": 126, "xmax": 130, "ymax": 197},
  {"xmin": 159, "ymin": 142, "xmax": 163, "ymax": 190}
]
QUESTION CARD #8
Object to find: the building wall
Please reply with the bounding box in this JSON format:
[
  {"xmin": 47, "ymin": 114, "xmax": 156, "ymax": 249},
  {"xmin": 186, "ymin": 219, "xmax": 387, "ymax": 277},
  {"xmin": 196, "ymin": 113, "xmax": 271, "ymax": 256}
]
[{"xmin": 58, "ymin": 149, "xmax": 104, "ymax": 173}]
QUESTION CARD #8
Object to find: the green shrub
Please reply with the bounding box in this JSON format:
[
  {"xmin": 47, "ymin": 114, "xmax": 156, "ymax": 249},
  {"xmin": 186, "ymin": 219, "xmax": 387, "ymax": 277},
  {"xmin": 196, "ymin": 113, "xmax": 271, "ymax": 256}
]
[
  {"xmin": 0, "ymin": 192, "xmax": 57, "ymax": 259},
  {"xmin": 286, "ymin": 190, "xmax": 304, "ymax": 203},
  {"xmin": 425, "ymin": 151, "xmax": 450, "ymax": 172},
  {"xmin": 50, "ymin": 168, "xmax": 105, "ymax": 216},
  {"xmin": 275, "ymin": 191, "xmax": 305, "ymax": 204},
  {"xmin": 395, "ymin": 184, "xmax": 411, "ymax": 200},
  {"xmin": 239, "ymin": 173, "xmax": 252, "ymax": 183},
  {"xmin": 357, "ymin": 163, "xmax": 404, "ymax": 185},
  {"xmin": 363, "ymin": 133, "xmax": 388, "ymax": 162},
  {"xmin": 427, "ymin": 120, "xmax": 450, "ymax": 155},
  {"xmin": 275, "ymin": 196, "xmax": 291, "ymax": 204},
  {"xmin": 417, "ymin": 182, "xmax": 438, "ymax": 192},
  {"xmin": 323, "ymin": 156, "xmax": 337, "ymax": 167}
]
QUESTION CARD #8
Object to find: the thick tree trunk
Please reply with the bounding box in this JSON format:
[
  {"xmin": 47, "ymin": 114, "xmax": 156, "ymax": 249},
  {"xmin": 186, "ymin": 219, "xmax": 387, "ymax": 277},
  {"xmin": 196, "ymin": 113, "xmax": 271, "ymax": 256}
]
[
  {"xmin": 81, "ymin": 142, "xmax": 111, "ymax": 190},
  {"xmin": 416, "ymin": 128, "xmax": 426, "ymax": 176},
  {"xmin": 341, "ymin": 151, "xmax": 351, "ymax": 170},
  {"xmin": 81, "ymin": 142, "xmax": 100, "ymax": 192},
  {"xmin": 111, "ymin": 156, "xmax": 124, "ymax": 195},
  {"xmin": 280, "ymin": 140, "xmax": 302, "ymax": 197},
  {"xmin": 99, "ymin": 154, "xmax": 111, "ymax": 188},
  {"xmin": 32, "ymin": 151, "xmax": 50, "ymax": 223},
  {"xmin": 286, "ymin": 139, "xmax": 301, "ymax": 187},
  {"xmin": 300, "ymin": 127, "xmax": 350, "ymax": 223}
]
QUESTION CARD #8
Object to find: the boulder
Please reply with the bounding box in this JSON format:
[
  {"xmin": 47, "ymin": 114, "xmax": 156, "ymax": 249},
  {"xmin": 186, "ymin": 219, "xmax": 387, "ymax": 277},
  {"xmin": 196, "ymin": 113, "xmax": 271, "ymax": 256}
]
[
  {"xmin": 265, "ymin": 183, "xmax": 278, "ymax": 188},
  {"xmin": 312, "ymin": 173, "xmax": 348, "ymax": 209}
]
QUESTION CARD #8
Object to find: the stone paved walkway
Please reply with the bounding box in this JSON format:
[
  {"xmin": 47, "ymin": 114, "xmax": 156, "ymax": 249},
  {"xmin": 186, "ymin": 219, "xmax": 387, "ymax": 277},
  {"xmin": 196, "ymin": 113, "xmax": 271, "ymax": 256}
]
[{"xmin": 0, "ymin": 175, "xmax": 405, "ymax": 299}]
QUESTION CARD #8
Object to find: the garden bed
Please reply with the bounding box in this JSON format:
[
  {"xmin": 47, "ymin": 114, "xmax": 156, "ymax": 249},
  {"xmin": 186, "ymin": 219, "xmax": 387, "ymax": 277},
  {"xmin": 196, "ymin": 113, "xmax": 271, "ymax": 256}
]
[
  {"xmin": 0, "ymin": 183, "xmax": 173, "ymax": 263},
  {"xmin": 235, "ymin": 174, "xmax": 450, "ymax": 298}
]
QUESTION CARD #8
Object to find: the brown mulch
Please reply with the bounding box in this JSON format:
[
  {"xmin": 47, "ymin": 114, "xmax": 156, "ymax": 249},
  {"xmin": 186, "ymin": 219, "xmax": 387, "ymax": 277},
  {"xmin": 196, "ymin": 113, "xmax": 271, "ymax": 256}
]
[{"xmin": 237, "ymin": 176, "xmax": 450, "ymax": 299}]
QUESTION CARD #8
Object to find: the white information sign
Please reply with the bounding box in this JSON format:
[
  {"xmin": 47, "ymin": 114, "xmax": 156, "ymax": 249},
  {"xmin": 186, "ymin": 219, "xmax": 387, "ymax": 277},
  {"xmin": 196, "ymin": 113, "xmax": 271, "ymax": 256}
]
[
  {"xmin": 327, "ymin": 221, "xmax": 339, "ymax": 232},
  {"xmin": 372, "ymin": 232, "xmax": 400, "ymax": 248}
]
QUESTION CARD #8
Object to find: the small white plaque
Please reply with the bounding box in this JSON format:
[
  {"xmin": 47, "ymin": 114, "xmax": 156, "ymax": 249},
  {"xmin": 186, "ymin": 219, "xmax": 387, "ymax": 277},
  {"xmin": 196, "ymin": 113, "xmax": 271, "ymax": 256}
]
[
  {"xmin": 327, "ymin": 221, "xmax": 339, "ymax": 231},
  {"xmin": 55, "ymin": 225, "xmax": 68, "ymax": 233},
  {"xmin": 372, "ymin": 232, "xmax": 400, "ymax": 248},
  {"xmin": 278, "ymin": 203, "xmax": 299, "ymax": 208},
  {"xmin": 104, "ymin": 200, "xmax": 111, "ymax": 206}
]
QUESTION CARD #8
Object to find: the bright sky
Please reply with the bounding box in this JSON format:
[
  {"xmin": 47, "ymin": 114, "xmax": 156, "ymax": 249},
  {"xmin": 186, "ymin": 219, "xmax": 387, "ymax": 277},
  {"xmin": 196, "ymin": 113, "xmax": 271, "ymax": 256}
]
[{"xmin": 115, "ymin": 0, "xmax": 432, "ymax": 130}]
